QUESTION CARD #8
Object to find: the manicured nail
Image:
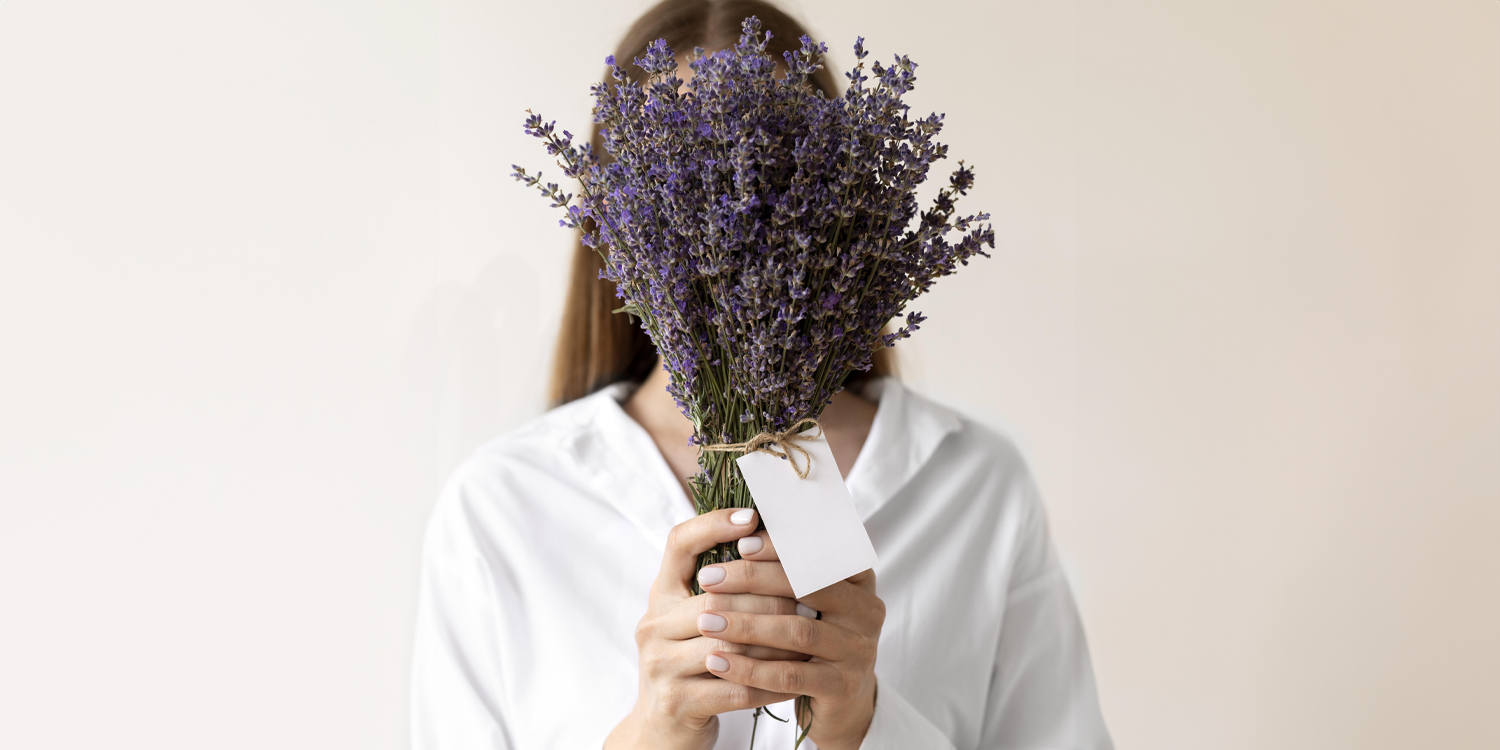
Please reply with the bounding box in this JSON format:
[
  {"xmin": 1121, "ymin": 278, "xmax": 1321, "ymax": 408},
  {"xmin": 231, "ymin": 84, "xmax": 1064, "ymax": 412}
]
[
  {"xmin": 796, "ymin": 603, "xmax": 819, "ymax": 619},
  {"xmin": 697, "ymin": 566, "xmax": 726, "ymax": 585},
  {"xmin": 730, "ymin": 509, "xmax": 755, "ymax": 525},
  {"xmin": 698, "ymin": 613, "xmax": 727, "ymax": 632},
  {"xmin": 706, "ymin": 654, "xmax": 730, "ymax": 672},
  {"xmin": 737, "ymin": 535, "xmax": 764, "ymax": 555}
]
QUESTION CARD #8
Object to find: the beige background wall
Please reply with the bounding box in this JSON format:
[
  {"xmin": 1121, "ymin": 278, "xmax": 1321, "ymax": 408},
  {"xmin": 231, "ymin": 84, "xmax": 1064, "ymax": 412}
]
[{"xmin": 2, "ymin": 1, "xmax": 1495, "ymax": 748}]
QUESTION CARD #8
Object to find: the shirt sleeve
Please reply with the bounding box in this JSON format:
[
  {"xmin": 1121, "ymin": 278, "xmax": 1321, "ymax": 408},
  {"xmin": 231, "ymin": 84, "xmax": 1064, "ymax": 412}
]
[
  {"xmin": 856, "ymin": 679, "xmax": 959, "ymax": 750},
  {"xmin": 978, "ymin": 472, "xmax": 1114, "ymax": 750},
  {"xmin": 410, "ymin": 487, "xmax": 515, "ymax": 750}
]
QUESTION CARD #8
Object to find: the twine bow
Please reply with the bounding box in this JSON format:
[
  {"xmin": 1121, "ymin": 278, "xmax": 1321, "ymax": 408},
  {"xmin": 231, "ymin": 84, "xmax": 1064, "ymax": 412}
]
[{"xmin": 701, "ymin": 418, "xmax": 824, "ymax": 479}]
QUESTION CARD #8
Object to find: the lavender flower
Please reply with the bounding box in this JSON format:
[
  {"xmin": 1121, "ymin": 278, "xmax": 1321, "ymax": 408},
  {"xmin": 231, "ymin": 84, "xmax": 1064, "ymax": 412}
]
[
  {"xmin": 516, "ymin": 15, "xmax": 990, "ymax": 546},
  {"xmin": 517, "ymin": 16, "xmax": 992, "ymax": 440}
]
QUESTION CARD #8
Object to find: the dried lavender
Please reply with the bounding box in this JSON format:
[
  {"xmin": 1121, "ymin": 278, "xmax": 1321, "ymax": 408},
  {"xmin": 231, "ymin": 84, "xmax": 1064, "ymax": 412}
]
[
  {"xmin": 517, "ymin": 15, "xmax": 989, "ymax": 545},
  {"xmin": 516, "ymin": 14, "xmax": 990, "ymax": 559},
  {"xmin": 514, "ymin": 15, "xmax": 994, "ymax": 747}
]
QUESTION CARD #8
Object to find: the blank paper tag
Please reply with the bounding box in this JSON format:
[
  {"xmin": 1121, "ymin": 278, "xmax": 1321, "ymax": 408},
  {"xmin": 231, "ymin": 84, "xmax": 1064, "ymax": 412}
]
[{"xmin": 736, "ymin": 427, "xmax": 879, "ymax": 599}]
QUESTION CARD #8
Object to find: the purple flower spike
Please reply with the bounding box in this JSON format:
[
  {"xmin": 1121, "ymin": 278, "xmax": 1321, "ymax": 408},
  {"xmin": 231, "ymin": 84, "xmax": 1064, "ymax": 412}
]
[{"xmin": 515, "ymin": 15, "xmax": 995, "ymax": 485}]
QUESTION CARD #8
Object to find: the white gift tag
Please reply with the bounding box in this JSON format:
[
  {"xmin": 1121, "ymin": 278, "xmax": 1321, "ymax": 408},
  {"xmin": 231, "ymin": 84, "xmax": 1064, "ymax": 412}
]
[{"xmin": 735, "ymin": 427, "xmax": 879, "ymax": 599}]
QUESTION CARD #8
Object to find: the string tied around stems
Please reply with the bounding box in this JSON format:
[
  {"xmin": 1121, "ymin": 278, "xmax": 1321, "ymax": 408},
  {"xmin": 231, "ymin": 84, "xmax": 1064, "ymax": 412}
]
[{"xmin": 701, "ymin": 418, "xmax": 823, "ymax": 478}]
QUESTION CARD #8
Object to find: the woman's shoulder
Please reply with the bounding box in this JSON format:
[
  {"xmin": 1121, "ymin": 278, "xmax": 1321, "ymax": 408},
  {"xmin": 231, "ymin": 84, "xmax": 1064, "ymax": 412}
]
[
  {"xmin": 847, "ymin": 379, "xmax": 1045, "ymax": 542},
  {"xmin": 896, "ymin": 383, "xmax": 1051, "ymax": 528},
  {"xmin": 945, "ymin": 410, "xmax": 1044, "ymax": 521},
  {"xmin": 881, "ymin": 383, "xmax": 1059, "ymax": 583},
  {"xmin": 466, "ymin": 386, "xmax": 616, "ymax": 469},
  {"xmin": 868, "ymin": 378, "xmax": 1035, "ymax": 485},
  {"xmin": 947, "ymin": 410, "xmax": 1033, "ymax": 481},
  {"xmin": 420, "ymin": 386, "xmax": 626, "ymax": 552}
]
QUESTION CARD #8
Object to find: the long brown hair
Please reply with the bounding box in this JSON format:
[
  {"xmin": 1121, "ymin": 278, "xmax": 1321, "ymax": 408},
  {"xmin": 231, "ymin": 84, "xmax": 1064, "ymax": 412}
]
[{"xmin": 548, "ymin": 0, "xmax": 894, "ymax": 405}]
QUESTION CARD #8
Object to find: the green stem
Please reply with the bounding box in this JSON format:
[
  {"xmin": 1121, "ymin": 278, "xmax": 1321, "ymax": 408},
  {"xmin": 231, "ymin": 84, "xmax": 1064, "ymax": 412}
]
[{"xmin": 794, "ymin": 696, "xmax": 813, "ymax": 749}]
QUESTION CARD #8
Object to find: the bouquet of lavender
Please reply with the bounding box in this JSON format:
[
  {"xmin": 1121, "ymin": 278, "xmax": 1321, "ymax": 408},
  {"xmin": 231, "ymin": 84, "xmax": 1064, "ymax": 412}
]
[{"xmin": 515, "ymin": 15, "xmax": 991, "ymax": 590}]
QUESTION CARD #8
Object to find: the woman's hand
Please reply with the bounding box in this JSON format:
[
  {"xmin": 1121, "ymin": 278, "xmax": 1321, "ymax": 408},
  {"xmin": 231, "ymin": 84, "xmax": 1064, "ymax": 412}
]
[
  {"xmin": 605, "ymin": 508, "xmax": 815, "ymax": 750},
  {"xmin": 697, "ymin": 531, "xmax": 885, "ymax": 750}
]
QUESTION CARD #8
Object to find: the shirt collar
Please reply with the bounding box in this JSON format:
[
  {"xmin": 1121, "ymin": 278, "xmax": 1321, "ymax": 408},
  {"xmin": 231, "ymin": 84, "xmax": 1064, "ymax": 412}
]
[
  {"xmin": 572, "ymin": 377, "xmax": 962, "ymax": 550},
  {"xmin": 566, "ymin": 380, "xmax": 696, "ymax": 552},
  {"xmin": 844, "ymin": 377, "xmax": 963, "ymax": 521}
]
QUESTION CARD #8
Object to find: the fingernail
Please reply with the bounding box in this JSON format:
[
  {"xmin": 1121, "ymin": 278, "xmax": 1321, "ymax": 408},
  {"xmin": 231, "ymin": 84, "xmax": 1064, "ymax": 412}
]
[
  {"xmin": 698, "ymin": 613, "xmax": 727, "ymax": 632},
  {"xmin": 796, "ymin": 603, "xmax": 819, "ymax": 619},
  {"xmin": 697, "ymin": 566, "xmax": 726, "ymax": 585},
  {"xmin": 706, "ymin": 654, "xmax": 729, "ymax": 672},
  {"xmin": 730, "ymin": 509, "xmax": 755, "ymax": 525},
  {"xmin": 737, "ymin": 536, "xmax": 764, "ymax": 555}
]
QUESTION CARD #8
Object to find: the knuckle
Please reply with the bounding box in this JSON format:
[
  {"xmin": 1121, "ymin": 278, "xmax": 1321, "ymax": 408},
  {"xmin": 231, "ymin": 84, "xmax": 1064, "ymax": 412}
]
[
  {"xmin": 723, "ymin": 681, "xmax": 754, "ymax": 710},
  {"xmin": 732, "ymin": 559, "xmax": 755, "ymax": 585},
  {"xmin": 633, "ymin": 616, "xmax": 653, "ymax": 646},
  {"xmin": 665, "ymin": 523, "xmax": 688, "ymax": 554},
  {"xmin": 788, "ymin": 617, "xmax": 818, "ymax": 651},
  {"xmin": 775, "ymin": 663, "xmax": 804, "ymax": 693},
  {"xmin": 701, "ymin": 593, "xmax": 730, "ymax": 613},
  {"xmin": 640, "ymin": 651, "xmax": 666, "ymax": 680},
  {"xmin": 659, "ymin": 683, "xmax": 687, "ymax": 716}
]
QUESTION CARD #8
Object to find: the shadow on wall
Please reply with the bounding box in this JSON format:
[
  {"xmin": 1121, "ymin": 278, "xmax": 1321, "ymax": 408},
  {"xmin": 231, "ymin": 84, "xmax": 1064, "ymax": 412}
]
[{"xmin": 392, "ymin": 252, "xmax": 553, "ymax": 495}]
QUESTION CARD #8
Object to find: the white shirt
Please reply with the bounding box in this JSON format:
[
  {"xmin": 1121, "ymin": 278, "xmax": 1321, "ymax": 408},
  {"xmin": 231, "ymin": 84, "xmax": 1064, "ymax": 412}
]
[{"xmin": 410, "ymin": 377, "xmax": 1112, "ymax": 750}]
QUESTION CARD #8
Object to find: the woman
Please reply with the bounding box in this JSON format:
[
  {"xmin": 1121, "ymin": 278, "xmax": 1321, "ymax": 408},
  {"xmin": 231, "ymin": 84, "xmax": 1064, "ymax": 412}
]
[{"xmin": 410, "ymin": 1, "xmax": 1112, "ymax": 748}]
